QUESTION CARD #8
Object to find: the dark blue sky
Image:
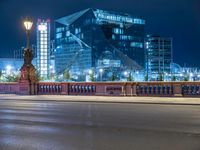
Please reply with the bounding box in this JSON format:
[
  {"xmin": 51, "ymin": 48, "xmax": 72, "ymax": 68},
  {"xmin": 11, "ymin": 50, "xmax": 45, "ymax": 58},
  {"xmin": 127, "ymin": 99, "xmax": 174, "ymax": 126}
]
[{"xmin": 0, "ymin": 0, "xmax": 200, "ymax": 67}]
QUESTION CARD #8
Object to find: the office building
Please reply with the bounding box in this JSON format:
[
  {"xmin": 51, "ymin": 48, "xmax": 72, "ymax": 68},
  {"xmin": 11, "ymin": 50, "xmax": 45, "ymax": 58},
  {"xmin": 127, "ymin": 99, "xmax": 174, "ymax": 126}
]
[
  {"xmin": 145, "ymin": 35, "xmax": 173, "ymax": 80},
  {"xmin": 37, "ymin": 19, "xmax": 51, "ymax": 78},
  {"xmin": 55, "ymin": 8, "xmax": 145, "ymax": 76}
]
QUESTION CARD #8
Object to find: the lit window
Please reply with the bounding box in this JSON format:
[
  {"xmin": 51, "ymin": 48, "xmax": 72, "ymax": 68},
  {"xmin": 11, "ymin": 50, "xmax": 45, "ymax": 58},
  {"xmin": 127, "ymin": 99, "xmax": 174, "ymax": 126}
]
[
  {"xmin": 112, "ymin": 34, "xmax": 115, "ymax": 40},
  {"xmin": 113, "ymin": 28, "xmax": 123, "ymax": 34},
  {"xmin": 56, "ymin": 33, "xmax": 62, "ymax": 39},
  {"xmin": 130, "ymin": 42, "xmax": 143, "ymax": 48},
  {"xmin": 66, "ymin": 31, "xmax": 70, "ymax": 36},
  {"xmin": 133, "ymin": 19, "xmax": 145, "ymax": 24},
  {"xmin": 75, "ymin": 28, "xmax": 81, "ymax": 34}
]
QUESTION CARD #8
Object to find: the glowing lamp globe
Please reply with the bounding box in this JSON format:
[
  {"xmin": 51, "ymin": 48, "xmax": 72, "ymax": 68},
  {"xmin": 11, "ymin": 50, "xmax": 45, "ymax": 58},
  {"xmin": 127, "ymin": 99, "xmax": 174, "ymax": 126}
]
[{"xmin": 24, "ymin": 19, "xmax": 33, "ymax": 31}]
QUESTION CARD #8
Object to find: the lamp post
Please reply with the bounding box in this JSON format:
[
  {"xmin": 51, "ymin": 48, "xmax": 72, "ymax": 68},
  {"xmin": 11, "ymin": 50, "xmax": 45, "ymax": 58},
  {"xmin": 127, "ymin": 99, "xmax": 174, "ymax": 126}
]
[
  {"xmin": 23, "ymin": 17, "xmax": 34, "ymax": 66},
  {"xmin": 19, "ymin": 17, "xmax": 38, "ymax": 95},
  {"xmin": 24, "ymin": 18, "xmax": 33, "ymax": 49},
  {"xmin": 99, "ymin": 68, "xmax": 103, "ymax": 82}
]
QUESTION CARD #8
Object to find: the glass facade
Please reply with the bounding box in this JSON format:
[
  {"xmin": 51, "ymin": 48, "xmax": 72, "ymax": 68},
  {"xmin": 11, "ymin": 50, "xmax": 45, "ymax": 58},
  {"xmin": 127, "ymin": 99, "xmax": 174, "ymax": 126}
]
[
  {"xmin": 37, "ymin": 19, "xmax": 50, "ymax": 78},
  {"xmin": 55, "ymin": 8, "xmax": 145, "ymax": 75},
  {"xmin": 145, "ymin": 35, "xmax": 173, "ymax": 79}
]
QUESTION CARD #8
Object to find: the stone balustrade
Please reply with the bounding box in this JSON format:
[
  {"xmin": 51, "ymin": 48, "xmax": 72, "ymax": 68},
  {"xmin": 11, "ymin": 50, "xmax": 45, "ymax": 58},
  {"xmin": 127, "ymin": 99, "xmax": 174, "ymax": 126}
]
[
  {"xmin": 0, "ymin": 82, "xmax": 19, "ymax": 94},
  {"xmin": 0, "ymin": 81, "xmax": 200, "ymax": 97}
]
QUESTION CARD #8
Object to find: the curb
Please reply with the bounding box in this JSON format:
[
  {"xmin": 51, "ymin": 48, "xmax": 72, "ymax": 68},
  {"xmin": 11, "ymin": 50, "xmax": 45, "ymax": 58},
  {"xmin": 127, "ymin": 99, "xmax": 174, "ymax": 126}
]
[{"xmin": 1, "ymin": 98, "xmax": 200, "ymax": 106}]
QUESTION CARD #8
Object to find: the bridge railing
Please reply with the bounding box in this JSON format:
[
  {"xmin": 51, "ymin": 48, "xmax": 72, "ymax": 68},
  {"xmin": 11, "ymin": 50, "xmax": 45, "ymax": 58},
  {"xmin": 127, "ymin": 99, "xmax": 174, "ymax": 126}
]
[
  {"xmin": 37, "ymin": 81, "xmax": 200, "ymax": 97},
  {"xmin": 0, "ymin": 81, "xmax": 200, "ymax": 97},
  {"xmin": 181, "ymin": 83, "xmax": 200, "ymax": 96},
  {"xmin": 68, "ymin": 83, "xmax": 96, "ymax": 95},
  {"xmin": 0, "ymin": 82, "xmax": 19, "ymax": 94},
  {"xmin": 37, "ymin": 83, "xmax": 62, "ymax": 94},
  {"xmin": 136, "ymin": 83, "xmax": 174, "ymax": 96}
]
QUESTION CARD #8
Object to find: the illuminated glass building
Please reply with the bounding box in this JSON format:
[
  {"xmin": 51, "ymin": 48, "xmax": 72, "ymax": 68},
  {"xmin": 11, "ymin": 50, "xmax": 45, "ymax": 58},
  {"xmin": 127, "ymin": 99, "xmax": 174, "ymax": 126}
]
[
  {"xmin": 145, "ymin": 35, "xmax": 173, "ymax": 80},
  {"xmin": 37, "ymin": 19, "xmax": 51, "ymax": 78},
  {"xmin": 55, "ymin": 8, "xmax": 145, "ymax": 75}
]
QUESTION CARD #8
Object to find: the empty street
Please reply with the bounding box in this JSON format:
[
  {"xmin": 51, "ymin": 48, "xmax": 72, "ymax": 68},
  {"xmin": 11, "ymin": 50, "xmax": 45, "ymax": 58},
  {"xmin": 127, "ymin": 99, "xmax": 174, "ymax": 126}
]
[{"xmin": 0, "ymin": 96, "xmax": 200, "ymax": 150}]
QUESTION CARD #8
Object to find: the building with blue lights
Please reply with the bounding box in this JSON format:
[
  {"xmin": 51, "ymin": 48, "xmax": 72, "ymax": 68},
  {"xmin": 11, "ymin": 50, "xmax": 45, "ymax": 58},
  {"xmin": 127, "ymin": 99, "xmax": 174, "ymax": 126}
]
[
  {"xmin": 37, "ymin": 19, "xmax": 51, "ymax": 78},
  {"xmin": 145, "ymin": 35, "xmax": 173, "ymax": 80},
  {"xmin": 55, "ymin": 8, "xmax": 145, "ymax": 79}
]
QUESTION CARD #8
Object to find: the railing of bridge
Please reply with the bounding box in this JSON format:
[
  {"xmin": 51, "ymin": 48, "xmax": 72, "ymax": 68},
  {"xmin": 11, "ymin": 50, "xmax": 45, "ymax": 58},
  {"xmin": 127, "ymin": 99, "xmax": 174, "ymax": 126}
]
[
  {"xmin": 37, "ymin": 82, "xmax": 200, "ymax": 97},
  {"xmin": 181, "ymin": 83, "xmax": 200, "ymax": 96},
  {"xmin": 136, "ymin": 82, "xmax": 200, "ymax": 97},
  {"xmin": 37, "ymin": 82, "xmax": 96, "ymax": 95},
  {"xmin": 0, "ymin": 82, "xmax": 18, "ymax": 94},
  {"xmin": 68, "ymin": 83, "xmax": 96, "ymax": 95},
  {"xmin": 0, "ymin": 81, "xmax": 200, "ymax": 97},
  {"xmin": 136, "ymin": 83, "xmax": 174, "ymax": 96},
  {"xmin": 37, "ymin": 83, "xmax": 62, "ymax": 94}
]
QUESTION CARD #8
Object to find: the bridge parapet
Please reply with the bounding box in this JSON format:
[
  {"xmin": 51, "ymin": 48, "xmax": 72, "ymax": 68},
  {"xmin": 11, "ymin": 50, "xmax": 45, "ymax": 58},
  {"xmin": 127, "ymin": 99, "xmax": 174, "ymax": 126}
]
[
  {"xmin": 36, "ymin": 81, "xmax": 200, "ymax": 97},
  {"xmin": 0, "ymin": 81, "xmax": 200, "ymax": 97}
]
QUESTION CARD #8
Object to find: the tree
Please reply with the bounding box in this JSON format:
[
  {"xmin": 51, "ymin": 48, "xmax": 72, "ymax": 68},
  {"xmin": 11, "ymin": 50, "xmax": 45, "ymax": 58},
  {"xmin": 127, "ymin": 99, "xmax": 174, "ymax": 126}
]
[
  {"xmin": 171, "ymin": 75, "xmax": 176, "ymax": 81},
  {"xmin": 5, "ymin": 74, "xmax": 19, "ymax": 82},
  {"xmin": 0, "ymin": 70, "xmax": 2, "ymax": 81},
  {"xmin": 110, "ymin": 72, "xmax": 116, "ymax": 81},
  {"xmin": 184, "ymin": 74, "xmax": 189, "ymax": 81},
  {"xmin": 89, "ymin": 71, "xmax": 95, "ymax": 82},
  {"xmin": 144, "ymin": 74, "xmax": 149, "ymax": 81},
  {"xmin": 127, "ymin": 72, "xmax": 134, "ymax": 81},
  {"xmin": 63, "ymin": 70, "xmax": 71, "ymax": 81},
  {"xmin": 158, "ymin": 73, "xmax": 164, "ymax": 81}
]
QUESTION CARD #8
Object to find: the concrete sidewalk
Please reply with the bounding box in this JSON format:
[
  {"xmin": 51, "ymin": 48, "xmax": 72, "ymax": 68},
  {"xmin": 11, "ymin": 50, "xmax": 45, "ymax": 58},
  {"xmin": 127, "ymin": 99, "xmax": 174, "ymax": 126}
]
[{"xmin": 0, "ymin": 94, "xmax": 200, "ymax": 105}]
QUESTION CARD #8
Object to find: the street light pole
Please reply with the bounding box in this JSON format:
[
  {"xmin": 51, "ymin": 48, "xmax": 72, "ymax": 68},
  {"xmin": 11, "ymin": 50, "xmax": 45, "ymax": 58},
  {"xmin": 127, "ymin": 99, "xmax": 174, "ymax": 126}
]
[
  {"xmin": 18, "ymin": 17, "xmax": 38, "ymax": 95},
  {"xmin": 26, "ymin": 30, "xmax": 30, "ymax": 49},
  {"xmin": 99, "ymin": 69, "xmax": 103, "ymax": 82}
]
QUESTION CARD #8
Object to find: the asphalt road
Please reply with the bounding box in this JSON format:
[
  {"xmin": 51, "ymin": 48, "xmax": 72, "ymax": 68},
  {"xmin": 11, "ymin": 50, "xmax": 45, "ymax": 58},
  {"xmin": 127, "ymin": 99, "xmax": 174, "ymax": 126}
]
[{"xmin": 0, "ymin": 98, "xmax": 200, "ymax": 150}]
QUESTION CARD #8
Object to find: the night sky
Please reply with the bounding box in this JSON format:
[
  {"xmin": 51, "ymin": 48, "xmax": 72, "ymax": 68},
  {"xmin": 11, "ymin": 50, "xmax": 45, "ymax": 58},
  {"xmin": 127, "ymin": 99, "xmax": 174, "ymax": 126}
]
[{"xmin": 0, "ymin": 0, "xmax": 200, "ymax": 67}]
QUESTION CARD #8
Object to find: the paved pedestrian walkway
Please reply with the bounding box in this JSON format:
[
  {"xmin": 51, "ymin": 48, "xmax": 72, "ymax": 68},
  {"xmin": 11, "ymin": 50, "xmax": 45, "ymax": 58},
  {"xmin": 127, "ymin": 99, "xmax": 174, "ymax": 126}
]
[{"xmin": 0, "ymin": 94, "xmax": 200, "ymax": 105}]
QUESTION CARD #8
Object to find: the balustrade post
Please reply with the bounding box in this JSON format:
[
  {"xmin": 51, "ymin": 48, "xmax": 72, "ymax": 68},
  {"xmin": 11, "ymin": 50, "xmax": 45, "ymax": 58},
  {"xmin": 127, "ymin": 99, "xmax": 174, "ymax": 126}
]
[
  {"xmin": 188, "ymin": 85, "xmax": 192, "ymax": 95},
  {"xmin": 125, "ymin": 83, "xmax": 133, "ymax": 96},
  {"xmin": 130, "ymin": 83, "xmax": 136, "ymax": 96},
  {"xmin": 61, "ymin": 83, "xmax": 67, "ymax": 95},
  {"xmin": 173, "ymin": 83, "xmax": 183, "ymax": 97},
  {"xmin": 121, "ymin": 83, "xmax": 126, "ymax": 96}
]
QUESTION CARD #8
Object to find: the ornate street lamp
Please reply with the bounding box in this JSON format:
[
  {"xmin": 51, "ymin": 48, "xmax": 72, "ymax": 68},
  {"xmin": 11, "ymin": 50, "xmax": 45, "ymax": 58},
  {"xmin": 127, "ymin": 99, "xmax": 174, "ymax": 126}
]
[
  {"xmin": 24, "ymin": 18, "xmax": 33, "ymax": 49},
  {"xmin": 23, "ymin": 17, "xmax": 34, "ymax": 66},
  {"xmin": 18, "ymin": 17, "xmax": 38, "ymax": 95}
]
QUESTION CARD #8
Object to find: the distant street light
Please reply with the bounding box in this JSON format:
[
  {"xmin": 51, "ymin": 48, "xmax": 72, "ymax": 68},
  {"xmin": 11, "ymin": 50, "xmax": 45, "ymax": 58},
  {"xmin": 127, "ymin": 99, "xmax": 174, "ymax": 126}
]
[
  {"xmin": 124, "ymin": 71, "xmax": 128, "ymax": 77},
  {"xmin": 99, "ymin": 68, "xmax": 103, "ymax": 81},
  {"xmin": 99, "ymin": 68, "xmax": 103, "ymax": 73},
  {"xmin": 6, "ymin": 65, "xmax": 12, "ymax": 71},
  {"xmin": 88, "ymin": 69, "xmax": 93, "ymax": 74},
  {"xmin": 6, "ymin": 65, "xmax": 12, "ymax": 75}
]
